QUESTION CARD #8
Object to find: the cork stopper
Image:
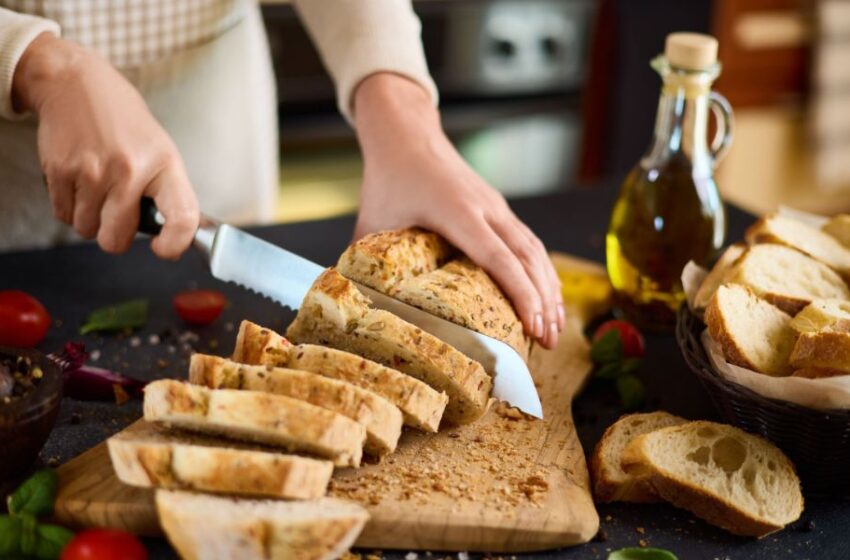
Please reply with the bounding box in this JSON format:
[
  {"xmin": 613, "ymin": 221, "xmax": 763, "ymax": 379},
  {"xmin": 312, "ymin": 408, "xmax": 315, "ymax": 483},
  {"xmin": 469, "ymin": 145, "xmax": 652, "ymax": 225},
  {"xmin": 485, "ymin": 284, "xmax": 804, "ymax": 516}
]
[{"xmin": 665, "ymin": 32, "xmax": 718, "ymax": 70}]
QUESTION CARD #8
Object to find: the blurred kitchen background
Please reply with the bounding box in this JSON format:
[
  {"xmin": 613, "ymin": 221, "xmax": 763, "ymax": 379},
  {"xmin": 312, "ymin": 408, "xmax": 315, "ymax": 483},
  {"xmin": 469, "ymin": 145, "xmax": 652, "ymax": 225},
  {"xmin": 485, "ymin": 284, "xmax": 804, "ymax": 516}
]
[{"xmin": 264, "ymin": 0, "xmax": 850, "ymax": 223}]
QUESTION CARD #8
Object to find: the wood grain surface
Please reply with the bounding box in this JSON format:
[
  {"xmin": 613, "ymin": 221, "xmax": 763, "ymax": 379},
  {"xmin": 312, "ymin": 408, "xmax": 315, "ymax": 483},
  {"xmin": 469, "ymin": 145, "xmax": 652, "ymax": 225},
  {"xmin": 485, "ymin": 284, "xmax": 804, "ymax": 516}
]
[{"xmin": 54, "ymin": 256, "xmax": 603, "ymax": 553}]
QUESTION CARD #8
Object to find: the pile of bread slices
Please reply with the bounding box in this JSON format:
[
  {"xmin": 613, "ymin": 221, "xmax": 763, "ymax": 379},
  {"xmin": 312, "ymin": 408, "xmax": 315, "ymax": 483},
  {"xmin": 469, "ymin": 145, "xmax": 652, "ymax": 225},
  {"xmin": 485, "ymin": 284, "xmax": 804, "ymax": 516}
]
[
  {"xmin": 107, "ymin": 229, "xmax": 530, "ymax": 560},
  {"xmin": 695, "ymin": 212, "xmax": 850, "ymax": 379}
]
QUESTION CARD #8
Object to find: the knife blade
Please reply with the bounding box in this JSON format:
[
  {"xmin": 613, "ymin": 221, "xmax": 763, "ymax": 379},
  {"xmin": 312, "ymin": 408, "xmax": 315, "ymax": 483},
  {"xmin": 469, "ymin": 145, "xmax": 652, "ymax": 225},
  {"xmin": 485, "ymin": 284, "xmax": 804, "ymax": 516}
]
[{"xmin": 139, "ymin": 198, "xmax": 543, "ymax": 418}]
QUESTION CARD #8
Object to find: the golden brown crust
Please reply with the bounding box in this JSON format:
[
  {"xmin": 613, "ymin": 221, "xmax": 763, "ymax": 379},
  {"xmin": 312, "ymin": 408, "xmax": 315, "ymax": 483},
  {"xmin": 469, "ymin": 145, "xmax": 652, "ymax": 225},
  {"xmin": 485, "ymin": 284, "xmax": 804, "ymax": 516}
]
[
  {"xmin": 233, "ymin": 320, "xmax": 291, "ymax": 364},
  {"xmin": 704, "ymin": 288, "xmax": 763, "ymax": 373},
  {"xmin": 337, "ymin": 229, "xmax": 530, "ymax": 360},
  {"xmin": 790, "ymin": 331, "xmax": 850, "ymax": 375}
]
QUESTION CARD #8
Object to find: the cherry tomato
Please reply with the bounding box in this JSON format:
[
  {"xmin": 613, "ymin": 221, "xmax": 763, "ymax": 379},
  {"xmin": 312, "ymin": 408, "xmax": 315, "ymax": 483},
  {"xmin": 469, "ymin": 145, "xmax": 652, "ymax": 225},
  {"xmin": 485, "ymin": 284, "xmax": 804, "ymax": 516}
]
[
  {"xmin": 0, "ymin": 290, "xmax": 51, "ymax": 347},
  {"xmin": 61, "ymin": 528, "xmax": 147, "ymax": 560},
  {"xmin": 173, "ymin": 289, "xmax": 226, "ymax": 325},
  {"xmin": 593, "ymin": 319, "xmax": 645, "ymax": 359}
]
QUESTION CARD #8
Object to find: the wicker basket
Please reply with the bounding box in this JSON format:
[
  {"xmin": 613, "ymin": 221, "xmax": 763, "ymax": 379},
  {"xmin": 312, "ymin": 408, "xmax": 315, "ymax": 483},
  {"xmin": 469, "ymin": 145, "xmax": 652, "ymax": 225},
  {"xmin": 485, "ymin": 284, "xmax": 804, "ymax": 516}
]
[{"xmin": 676, "ymin": 305, "xmax": 850, "ymax": 496}]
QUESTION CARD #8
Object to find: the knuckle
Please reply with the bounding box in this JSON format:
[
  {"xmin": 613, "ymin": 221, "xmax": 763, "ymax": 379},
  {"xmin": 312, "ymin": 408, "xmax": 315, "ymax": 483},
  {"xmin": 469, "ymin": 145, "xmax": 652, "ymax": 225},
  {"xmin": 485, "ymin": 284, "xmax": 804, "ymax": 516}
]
[{"xmin": 108, "ymin": 151, "xmax": 135, "ymax": 179}]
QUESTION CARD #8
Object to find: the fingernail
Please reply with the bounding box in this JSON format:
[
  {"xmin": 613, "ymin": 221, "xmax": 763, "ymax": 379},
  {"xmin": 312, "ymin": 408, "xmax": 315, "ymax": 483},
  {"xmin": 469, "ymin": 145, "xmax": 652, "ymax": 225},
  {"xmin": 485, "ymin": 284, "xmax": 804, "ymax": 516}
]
[
  {"xmin": 557, "ymin": 304, "xmax": 565, "ymax": 329},
  {"xmin": 548, "ymin": 322, "xmax": 559, "ymax": 346},
  {"xmin": 533, "ymin": 313, "xmax": 544, "ymax": 338}
]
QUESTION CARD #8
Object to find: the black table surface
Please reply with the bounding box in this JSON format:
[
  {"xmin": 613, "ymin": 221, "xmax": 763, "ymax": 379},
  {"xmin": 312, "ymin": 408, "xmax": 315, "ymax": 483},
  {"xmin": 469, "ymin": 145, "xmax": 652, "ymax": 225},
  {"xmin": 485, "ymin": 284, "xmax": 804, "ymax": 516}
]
[{"xmin": 1, "ymin": 184, "xmax": 846, "ymax": 560}]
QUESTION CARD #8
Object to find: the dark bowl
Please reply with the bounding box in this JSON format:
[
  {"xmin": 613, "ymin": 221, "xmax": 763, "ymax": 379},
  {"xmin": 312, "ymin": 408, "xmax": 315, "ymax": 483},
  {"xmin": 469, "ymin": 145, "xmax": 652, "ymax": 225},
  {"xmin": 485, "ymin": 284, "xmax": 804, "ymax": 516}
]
[
  {"xmin": 676, "ymin": 306, "xmax": 850, "ymax": 496},
  {"xmin": 0, "ymin": 346, "xmax": 62, "ymax": 481}
]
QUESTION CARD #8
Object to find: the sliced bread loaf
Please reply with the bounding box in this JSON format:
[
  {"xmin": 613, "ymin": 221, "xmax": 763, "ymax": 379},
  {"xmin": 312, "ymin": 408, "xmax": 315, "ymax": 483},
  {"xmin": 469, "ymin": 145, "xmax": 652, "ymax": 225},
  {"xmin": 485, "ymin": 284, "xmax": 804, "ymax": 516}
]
[
  {"xmin": 621, "ymin": 421, "xmax": 803, "ymax": 537},
  {"xmin": 693, "ymin": 244, "xmax": 746, "ymax": 310},
  {"xmin": 144, "ymin": 380, "xmax": 366, "ymax": 467},
  {"xmin": 789, "ymin": 331, "xmax": 850, "ymax": 378},
  {"xmin": 157, "ymin": 490, "xmax": 368, "ymax": 560},
  {"xmin": 189, "ymin": 354, "xmax": 403, "ymax": 456},
  {"xmin": 590, "ymin": 412, "xmax": 687, "ymax": 503},
  {"xmin": 286, "ymin": 269, "xmax": 492, "ymax": 425},
  {"xmin": 108, "ymin": 420, "xmax": 333, "ymax": 499},
  {"xmin": 822, "ymin": 214, "xmax": 850, "ymax": 249},
  {"xmin": 789, "ymin": 299, "xmax": 850, "ymax": 334},
  {"xmin": 233, "ymin": 320, "xmax": 292, "ymax": 364},
  {"xmin": 704, "ymin": 284, "xmax": 796, "ymax": 377},
  {"xmin": 337, "ymin": 229, "xmax": 529, "ymax": 360},
  {"xmin": 725, "ymin": 243, "xmax": 849, "ymax": 314},
  {"xmin": 747, "ymin": 213, "xmax": 850, "ymax": 277}
]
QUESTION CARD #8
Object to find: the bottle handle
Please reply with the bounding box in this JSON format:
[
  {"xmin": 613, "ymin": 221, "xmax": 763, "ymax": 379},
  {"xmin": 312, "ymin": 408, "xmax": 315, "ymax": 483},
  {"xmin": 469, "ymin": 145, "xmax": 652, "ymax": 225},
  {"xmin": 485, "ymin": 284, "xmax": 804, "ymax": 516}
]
[{"xmin": 708, "ymin": 91, "xmax": 734, "ymax": 165}]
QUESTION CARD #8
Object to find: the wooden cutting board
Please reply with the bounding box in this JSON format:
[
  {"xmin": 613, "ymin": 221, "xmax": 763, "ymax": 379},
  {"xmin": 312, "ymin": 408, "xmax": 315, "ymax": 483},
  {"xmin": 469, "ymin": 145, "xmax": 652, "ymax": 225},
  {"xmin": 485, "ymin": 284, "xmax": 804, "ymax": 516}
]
[{"xmin": 54, "ymin": 256, "xmax": 603, "ymax": 553}]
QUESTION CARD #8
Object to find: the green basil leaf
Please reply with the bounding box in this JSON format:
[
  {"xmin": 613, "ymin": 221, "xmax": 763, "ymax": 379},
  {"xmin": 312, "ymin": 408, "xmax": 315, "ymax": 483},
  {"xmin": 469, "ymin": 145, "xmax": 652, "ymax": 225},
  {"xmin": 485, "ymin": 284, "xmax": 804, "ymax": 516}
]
[
  {"xmin": 0, "ymin": 515, "xmax": 22, "ymax": 556},
  {"xmin": 591, "ymin": 329, "xmax": 622, "ymax": 364},
  {"xmin": 80, "ymin": 299, "xmax": 149, "ymax": 334},
  {"xmin": 18, "ymin": 512, "xmax": 37, "ymax": 556},
  {"xmin": 608, "ymin": 547, "xmax": 678, "ymax": 560},
  {"xmin": 7, "ymin": 469, "xmax": 58, "ymax": 517},
  {"xmin": 617, "ymin": 374, "xmax": 646, "ymax": 411},
  {"xmin": 35, "ymin": 524, "xmax": 75, "ymax": 560},
  {"xmin": 621, "ymin": 357, "xmax": 642, "ymax": 375},
  {"xmin": 596, "ymin": 361, "xmax": 624, "ymax": 380}
]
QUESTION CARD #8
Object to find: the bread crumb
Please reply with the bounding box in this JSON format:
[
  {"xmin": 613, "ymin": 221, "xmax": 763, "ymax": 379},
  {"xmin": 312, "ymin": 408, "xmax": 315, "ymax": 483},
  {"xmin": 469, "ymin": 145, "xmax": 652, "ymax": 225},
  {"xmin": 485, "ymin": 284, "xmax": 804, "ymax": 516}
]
[
  {"xmin": 405, "ymin": 553, "xmax": 418, "ymax": 560},
  {"xmin": 639, "ymin": 539, "xmax": 648, "ymax": 547},
  {"xmin": 636, "ymin": 527, "xmax": 645, "ymax": 534}
]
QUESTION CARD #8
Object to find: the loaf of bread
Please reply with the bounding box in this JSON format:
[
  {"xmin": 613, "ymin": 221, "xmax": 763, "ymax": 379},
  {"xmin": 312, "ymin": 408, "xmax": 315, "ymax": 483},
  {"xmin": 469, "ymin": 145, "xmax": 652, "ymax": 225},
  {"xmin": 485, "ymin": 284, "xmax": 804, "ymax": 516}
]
[
  {"xmin": 337, "ymin": 228, "xmax": 530, "ymax": 360},
  {"xmin": 286, "ymin": 269, "xmax": 492, "ymax": 425},
  {"xmin": 108, "ymin": 420, "xmax": 333, "ymax": 499},
  {"xmin": 590, "ymin": 411, "xmax": 687, "ymax": 503},
  {"xmin": 789, "ymin": 331, "xmax": 850, "ymax": 378},
  {"xmin": 725, "ymin": 244, "xmax": 849, "ymax": 314},
  {"xmin": 189, "ymin": 354, "xmax": 403, "ymax": 456},
  {"xmin": 157, "ymin": 490, "xmax": 368, "ymax": 560},
  {"xmin": 144, "ymin": 380, "xmax": 366, "ymax": 467},
  {"xmin": 621, "ymin": 421, "xmax": 803, "ymax": 537},
  {"xmin": 790, "ymin": 299, "xmax": 850, "ymax": 334},
  {"xmin": 705, "ymin": 284, "xmax": 796, "ymax": 377}
]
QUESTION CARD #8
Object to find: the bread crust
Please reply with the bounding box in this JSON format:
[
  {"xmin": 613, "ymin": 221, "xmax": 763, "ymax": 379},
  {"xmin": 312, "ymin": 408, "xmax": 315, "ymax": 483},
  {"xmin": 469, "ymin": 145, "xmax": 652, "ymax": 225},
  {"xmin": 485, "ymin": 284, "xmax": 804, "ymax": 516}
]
[
  {"xmin": 790, "ymin": 331, "xmax": 850, "ymax": 375},
  {"xmin": 747, "ymin": 214, "xmax": 850, "ymax": 278},
  {"xmin": 233, "ymin": 320, "xmax": 291, "ymax": 364},
  {"xmin": 189, "ymin": 354, "xmax": 403, "ymax": 456}
]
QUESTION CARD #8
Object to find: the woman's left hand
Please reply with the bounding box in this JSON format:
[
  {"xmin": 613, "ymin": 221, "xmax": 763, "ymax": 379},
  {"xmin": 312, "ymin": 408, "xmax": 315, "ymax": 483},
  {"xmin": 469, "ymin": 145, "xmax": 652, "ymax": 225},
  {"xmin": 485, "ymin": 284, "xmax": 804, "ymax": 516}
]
[{"xmin": 352, "ymin": 73, "xmax": 564, "ymax": 349}]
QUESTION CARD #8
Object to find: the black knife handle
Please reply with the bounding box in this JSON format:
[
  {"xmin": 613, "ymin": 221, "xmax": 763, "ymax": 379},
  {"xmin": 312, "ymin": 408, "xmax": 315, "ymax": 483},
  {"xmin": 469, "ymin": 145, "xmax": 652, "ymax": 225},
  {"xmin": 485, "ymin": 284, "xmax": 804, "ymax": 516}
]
[{"xmin": 139, "ymin": 197, "xmax": 164, "ymax": 236}]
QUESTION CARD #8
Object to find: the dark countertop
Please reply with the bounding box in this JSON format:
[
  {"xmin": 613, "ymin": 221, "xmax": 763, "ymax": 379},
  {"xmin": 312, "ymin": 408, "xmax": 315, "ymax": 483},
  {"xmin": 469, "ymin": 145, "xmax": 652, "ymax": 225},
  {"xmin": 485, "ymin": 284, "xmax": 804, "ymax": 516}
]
[{"xmin": 1, "ymin": 184, "xmax": 847, "ymax": 560}]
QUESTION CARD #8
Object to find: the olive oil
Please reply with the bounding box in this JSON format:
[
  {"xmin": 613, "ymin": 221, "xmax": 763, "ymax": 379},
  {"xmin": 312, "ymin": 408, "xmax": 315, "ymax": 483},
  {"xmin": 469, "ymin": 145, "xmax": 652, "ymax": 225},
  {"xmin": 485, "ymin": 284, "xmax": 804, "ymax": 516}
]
[{"xmin": 606, "ymin": 33, "xmax": 733, "ymax": 331}]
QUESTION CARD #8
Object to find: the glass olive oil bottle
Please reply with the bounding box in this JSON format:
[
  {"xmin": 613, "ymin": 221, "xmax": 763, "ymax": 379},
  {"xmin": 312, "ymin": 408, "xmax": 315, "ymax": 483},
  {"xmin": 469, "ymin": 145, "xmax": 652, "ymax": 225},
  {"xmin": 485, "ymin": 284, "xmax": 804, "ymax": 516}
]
[{"xmin": 606, "ymin": 33, "xmax": 734, "ymax": 331}]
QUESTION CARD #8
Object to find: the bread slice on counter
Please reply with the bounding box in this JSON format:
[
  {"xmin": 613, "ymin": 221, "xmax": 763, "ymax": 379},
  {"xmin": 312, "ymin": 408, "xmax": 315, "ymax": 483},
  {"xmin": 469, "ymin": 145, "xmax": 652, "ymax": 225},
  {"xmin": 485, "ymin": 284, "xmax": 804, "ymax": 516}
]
[
  {"xmin": 338, "ymin": 229, "xmax": 529, "ymax": 360},
  {"xmin": 725, "ymin": 244, "xmax": 849, "ymax": 314},
  {"xmin": 789, "ymin": 331, "xmax": 850, "ymax": 378},
  {"xmin": 590, "ymin": 412, "xmax": 687, "ymax": 503},
  {"xmin": 693, "ymin": 244, "xmax": 746, "ymax": 310},
  {"xmin": 233, "ymin": 320, "xmax": 292, "ymax": 364},
  {"xmin": 108, "ymin": 420, "xmax": 333, "ymax": 499},
  {"xmin": 704, "ymin": 284, "xmax": 796, "ymax": 377},
  {"xmin": 621, "ymin": 421, "xmax": 803, "ymax": 537},
  {"xmin": 157, "ymin": 490, "xmax": 368, "ymax": 560},
  {"xmin": 189, "ymin": 354, "xmax": 403, "ymax": 456},
  {"xmin": 286, "ymin": 269, "xmax": 492, "ymax": 425},
  {"xmin": 747, "ymin": 213, "xmax": 850, "ymax": 278},
  {"xmin": 822, "ymin": 214, "xmax": 850, "ymax": 249},
  {"xmin": 144, "ymin": 380, "xmax": 366, "ymax": 467},
  {"xmin": 789, "ymin": 299, "xmax": 850, "ymax": 334}
]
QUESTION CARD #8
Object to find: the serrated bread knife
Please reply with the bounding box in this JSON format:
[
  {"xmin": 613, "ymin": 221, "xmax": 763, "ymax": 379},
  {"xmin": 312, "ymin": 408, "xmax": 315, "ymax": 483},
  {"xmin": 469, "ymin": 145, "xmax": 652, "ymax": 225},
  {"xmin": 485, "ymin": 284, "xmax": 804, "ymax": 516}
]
[{"xmin": 139, "ymin": 198, "xmax": 543, "ymax": 418}]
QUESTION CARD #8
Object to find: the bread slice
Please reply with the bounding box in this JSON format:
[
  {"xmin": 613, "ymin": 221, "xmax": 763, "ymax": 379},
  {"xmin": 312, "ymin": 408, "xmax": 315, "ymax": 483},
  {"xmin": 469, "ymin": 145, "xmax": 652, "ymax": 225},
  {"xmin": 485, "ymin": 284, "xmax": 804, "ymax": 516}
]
[
  {"xmin": 747, "ymin": 213, "xmax": 850, "ymax": 278},
  {"xmin": 694, "ymin": 244, "xmax": 746, "ymax": 310},
  {"xmin": 157, "ymin": 490, "xmax": 368, "ymax": 560},
  {"xmin": 337, "ymin": 229, "xmax": 530, "ymax": 360},
  {"xmin": 789, "ymin": 331, "xmax": 850, "ymax": 377},
  {"xmin": 704, "ymin": 284, "xmax": 796, "ymax": 377},
  {"xmin": 621, "ymin": 421, "xmax": 803, "ymax": 537},
  {"xmin": 725, "ymin": 244, "xmax": 849, "ymax": 314},
  {"xmin": 144, "ymin": 380, "xmax": 366, "ymax": 467},
  {"xmin": 822, "ymin": 214, "xmax": 850, "ymax": 248},
  {"xmin": 590, "ymin": 412, "xmax": 687, "ymax": 503},
  {"xmin": 108, "ymin": 420, "xmax": 333, "ymax": 499},
  {"xmin": 233, "ymin": 320, "xmax": 292, "ymax": 364},
  {"xmin": 286, "ymin": 269, "xmax": 492, "ymax": 425},
  {"xmin": 189, "ymin": 354, "xmax": 403, "ymax": 456},
  {"xmin": 789, "ymin": 299, "xmax": 850, "ymax": 334}
]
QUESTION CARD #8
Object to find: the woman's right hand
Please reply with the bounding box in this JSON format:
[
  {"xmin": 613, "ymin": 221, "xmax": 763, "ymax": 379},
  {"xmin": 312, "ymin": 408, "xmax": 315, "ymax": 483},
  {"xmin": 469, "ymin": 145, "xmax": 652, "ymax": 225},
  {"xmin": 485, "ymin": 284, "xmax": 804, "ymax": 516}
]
[{"xmin": 12, "ymin": 32, "xmax": 199, "ymax": 259}]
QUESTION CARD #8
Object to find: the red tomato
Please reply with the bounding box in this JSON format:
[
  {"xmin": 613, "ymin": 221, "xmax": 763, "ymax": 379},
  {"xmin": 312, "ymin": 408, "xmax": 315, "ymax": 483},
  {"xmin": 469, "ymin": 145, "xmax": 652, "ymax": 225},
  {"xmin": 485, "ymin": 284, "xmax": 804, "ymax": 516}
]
[
  {"xmin": 61, "ymin": 529, "xmax": 147, "ymax": 560},
  {"xmin": 173, "ymin": 289, "xmax": 226, "ymax": 325},
  {"xmin": 593, "ymin": 319, "xmax": 645, "ymax": 358},
  {"xmin": 0, "ymin": 290, "xmax": 51, "ymax": 347}
]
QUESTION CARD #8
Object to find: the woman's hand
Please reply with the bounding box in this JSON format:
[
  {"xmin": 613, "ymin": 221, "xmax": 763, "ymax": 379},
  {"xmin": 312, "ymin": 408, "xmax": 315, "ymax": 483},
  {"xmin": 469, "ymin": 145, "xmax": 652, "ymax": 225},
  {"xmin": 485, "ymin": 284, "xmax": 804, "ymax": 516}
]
[
  {"xmin": 353, "ymin": 73, "xmax": 564, "ymax": 349},
  {"xmin": 12, "ymin": 33, "xmax": 198, "ymax": 259}
]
